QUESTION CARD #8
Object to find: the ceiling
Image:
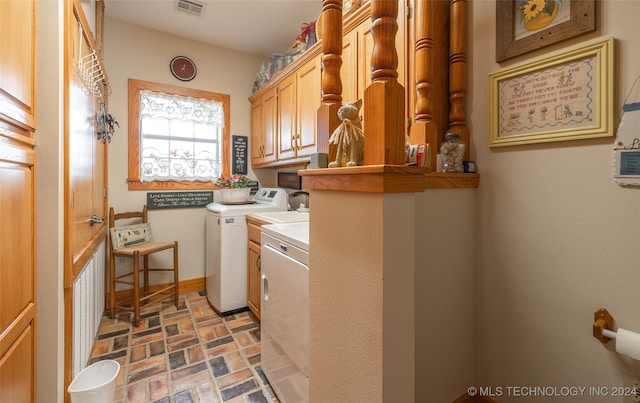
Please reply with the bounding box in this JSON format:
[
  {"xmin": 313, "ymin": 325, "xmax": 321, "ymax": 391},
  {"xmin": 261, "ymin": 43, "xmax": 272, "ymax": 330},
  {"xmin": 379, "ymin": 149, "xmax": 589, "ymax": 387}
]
[{"xmin": 103, "ymin": 0, "xmax": 322, "ymax": 58}]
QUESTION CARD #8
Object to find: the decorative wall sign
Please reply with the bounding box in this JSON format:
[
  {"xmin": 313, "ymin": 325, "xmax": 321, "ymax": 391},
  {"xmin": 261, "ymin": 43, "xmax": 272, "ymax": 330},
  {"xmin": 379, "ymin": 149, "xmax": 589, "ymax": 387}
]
[
  {"xmin": 488, "ymin": 37, "xmax": 613, "ymax": 147},
  {"xmin": 232, "ymin": 135, "xmax": 248, "ymax": 175},
  {"xmin": 496, "ymin": 0, "xmax": 595, "ymax": 62},
  {"xmin": 147, "ymin": 191, "xmax": 213, "ymax": 210}
]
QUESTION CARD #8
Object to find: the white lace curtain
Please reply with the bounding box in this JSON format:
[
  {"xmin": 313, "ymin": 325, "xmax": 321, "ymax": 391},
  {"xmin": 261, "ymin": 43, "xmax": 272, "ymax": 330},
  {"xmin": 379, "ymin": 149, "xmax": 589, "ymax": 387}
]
[{"xmin": 139, "ymin": 90, "xmax": 224, "ymax": 182}]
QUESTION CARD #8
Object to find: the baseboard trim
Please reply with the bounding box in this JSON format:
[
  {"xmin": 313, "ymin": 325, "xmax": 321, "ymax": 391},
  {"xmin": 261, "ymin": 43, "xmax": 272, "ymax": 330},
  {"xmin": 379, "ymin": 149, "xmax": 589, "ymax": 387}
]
[
  {"xmin": 108, "ymin": 277, "xmax": 205, "ymax": 307},
  {"xmin": 453, "ymin": 392, "xmax": 498, "ymax": 403}
]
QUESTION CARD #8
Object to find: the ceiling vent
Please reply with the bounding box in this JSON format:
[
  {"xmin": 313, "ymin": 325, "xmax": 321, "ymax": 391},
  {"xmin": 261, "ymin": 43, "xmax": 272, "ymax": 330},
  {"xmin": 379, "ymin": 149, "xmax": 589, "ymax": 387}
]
[{"xmin": 175, "ymin": 0, "xmax": 206, "ymax": 17}]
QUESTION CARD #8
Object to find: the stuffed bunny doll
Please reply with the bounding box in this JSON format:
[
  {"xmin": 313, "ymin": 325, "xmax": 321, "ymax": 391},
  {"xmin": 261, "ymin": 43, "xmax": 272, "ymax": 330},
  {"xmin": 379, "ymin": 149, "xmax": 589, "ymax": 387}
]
[{"xmin": 328, "ymin": 99, "xmax": 364, "ymax": 168}]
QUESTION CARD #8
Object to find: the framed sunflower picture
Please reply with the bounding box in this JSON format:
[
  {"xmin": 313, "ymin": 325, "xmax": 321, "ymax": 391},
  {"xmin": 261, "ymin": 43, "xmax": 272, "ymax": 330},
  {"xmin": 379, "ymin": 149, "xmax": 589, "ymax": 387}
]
[{"xmin": 496, "ymin": 0, "xmax": 595, "ymax": 62}]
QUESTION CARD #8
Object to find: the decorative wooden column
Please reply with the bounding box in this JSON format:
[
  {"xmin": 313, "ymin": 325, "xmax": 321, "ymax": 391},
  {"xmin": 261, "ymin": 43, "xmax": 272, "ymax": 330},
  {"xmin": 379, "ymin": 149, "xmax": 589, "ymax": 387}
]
[
  {"xmin": 316, "ymin": 0, "xmax": 343, "ymax": 162},
  {"xmin": 409, "ymin": 0, "xmax": 439, "ymax": 170},
  {"xmin": 363, "ymin": 0, "xmax": 406, "ymax": 165},
  {"xmin": 303, "ymin": 1, "xmax": 477, "ymax": 401},
  {"xmin": 448, "ymin": 0, "xmax": 470, "ymax": 160}
]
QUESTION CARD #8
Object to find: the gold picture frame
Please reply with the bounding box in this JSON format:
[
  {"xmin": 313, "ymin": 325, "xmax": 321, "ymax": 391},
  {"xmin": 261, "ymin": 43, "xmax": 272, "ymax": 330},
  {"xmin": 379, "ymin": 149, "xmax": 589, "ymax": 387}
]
[
  {"xmin": 488, "ymin": 36, "xmax": 613, "ymax": 147},
  {"xmin": 496, "ymin": 0, "xmax": 596, "ymax": 63}
]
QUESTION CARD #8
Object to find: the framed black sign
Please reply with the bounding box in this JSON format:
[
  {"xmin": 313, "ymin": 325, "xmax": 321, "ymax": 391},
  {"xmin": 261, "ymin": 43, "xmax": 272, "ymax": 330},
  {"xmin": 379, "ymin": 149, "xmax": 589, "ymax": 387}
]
[
  {"xmin": 147, "ymin": 191, "xmax": 213, "ymax": 210},
  {"xmin": 232, "ymin": 135, "xmax": 248, "ymax": 175}
]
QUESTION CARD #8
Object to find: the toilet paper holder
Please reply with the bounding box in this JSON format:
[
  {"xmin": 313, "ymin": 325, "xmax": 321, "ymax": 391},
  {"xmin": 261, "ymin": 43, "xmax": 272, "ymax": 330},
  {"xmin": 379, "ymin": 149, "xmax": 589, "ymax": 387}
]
[{"xmin": 593, "ymin": 308, "xmax": 616, "ymax": 343}]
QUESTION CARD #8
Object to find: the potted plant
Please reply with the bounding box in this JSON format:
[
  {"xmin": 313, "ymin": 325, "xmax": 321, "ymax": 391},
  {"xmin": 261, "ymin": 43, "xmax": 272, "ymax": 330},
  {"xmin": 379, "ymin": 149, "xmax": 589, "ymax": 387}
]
[{"xmin": 216, "ymin": 174, "xmax": 252, "ymax": 203}]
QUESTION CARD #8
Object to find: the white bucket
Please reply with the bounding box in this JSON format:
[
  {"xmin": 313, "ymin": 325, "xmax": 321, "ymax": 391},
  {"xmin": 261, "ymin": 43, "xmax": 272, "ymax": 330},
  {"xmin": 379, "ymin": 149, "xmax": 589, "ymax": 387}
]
[{"xmin": 68, "ymin": 360, "xmax": 120, "ymax": 403}]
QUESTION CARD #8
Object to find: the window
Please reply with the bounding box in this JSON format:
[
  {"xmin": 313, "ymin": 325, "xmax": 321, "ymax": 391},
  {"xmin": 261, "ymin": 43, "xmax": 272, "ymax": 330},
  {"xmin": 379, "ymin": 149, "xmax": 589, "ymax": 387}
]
[{"xmin": 127, "ymin": 79, "xmax": 230, "ymax": 190}]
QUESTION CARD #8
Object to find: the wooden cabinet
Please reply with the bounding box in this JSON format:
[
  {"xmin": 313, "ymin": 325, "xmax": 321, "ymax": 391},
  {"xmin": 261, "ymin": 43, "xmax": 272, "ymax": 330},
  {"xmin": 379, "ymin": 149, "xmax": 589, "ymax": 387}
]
[
  {"xmin": 278, "ymin": 55, "xmax": 321, "ymax": 162},
  {"xmin": 0, "ymin": 0, "xmax": 37, "ymax": 401},
  {"xmin": 251, "ymin": 86, "xmax": 277, "ymax": 166},
  {"xmin": 246, "ymin": 215, "xmax": 270, "ymax": 319},
  {"xmin": 249, "ymin": 1, "xmax": 406, "ymax": 168},
  {"xmin": 250, "ymin": 53, "xmax": 322, "ymax": 168}
]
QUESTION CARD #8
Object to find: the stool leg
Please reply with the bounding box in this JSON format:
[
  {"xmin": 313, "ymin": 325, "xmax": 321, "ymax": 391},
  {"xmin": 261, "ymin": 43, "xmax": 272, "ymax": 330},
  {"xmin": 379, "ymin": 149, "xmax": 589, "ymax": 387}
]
[
  {"xmin": 143, "ymin": 254, "xmax": 149, "ymax": 301},
  {"xmin": 110, "ymin": 252, "xmax": 116, "ymax": 319},
  {"xmin": 173, "ymin": 242, "xmax": 179, "ymax": 306},
  {"xmin": 133, "ymin": 251, "xmax": 140, "ymax": 327}
]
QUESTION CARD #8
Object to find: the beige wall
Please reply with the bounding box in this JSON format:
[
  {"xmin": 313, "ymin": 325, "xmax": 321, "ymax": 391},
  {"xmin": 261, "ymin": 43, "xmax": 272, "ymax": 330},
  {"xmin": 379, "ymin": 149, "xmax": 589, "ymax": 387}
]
[
  {"xmin": 103, "ymin": 19, "xmax": 263, "ymax": 283},
  {"xmin": 415, "ymin": 188, "xmax": 476, "ymax": 401},
  {"xmin": 36, "ymin": 1, "xmax": 65, "ymax": 401},
  {"xmin": 309, "ymin": 191, "xmax": 418, "ymax": 402},
  {"xmin": 471, "ymin": 1, "xmax": 640, "ymax": 401}
]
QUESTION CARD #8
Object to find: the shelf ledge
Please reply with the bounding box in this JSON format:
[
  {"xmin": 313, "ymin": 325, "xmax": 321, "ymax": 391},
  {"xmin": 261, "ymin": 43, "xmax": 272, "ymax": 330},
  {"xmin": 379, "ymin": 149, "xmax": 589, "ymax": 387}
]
[{"xmin": 299, "ymin": 165, "xmax": 479, "ymax": 193}]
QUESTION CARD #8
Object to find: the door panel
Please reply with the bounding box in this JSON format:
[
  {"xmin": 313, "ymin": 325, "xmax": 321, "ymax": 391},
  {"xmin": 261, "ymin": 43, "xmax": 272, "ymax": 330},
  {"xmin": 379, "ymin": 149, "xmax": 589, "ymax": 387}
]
[
  {"xmin": 296, "ymin": 57, "xmax": 320, "ymax": 157},
  {"xmin": 0, "ymin": 325, "xmax": 35, "ymax": 403},
  {"xmin": 278, "ymin": 75, "xmax": 296, "ymax": 161},
  {"xmin": 0, "ymin": 0, "xmax": 36, "ymax": 129},
  {"xmin": 0, "ymin": 161, "xmax": 34, "ymax": 333}
]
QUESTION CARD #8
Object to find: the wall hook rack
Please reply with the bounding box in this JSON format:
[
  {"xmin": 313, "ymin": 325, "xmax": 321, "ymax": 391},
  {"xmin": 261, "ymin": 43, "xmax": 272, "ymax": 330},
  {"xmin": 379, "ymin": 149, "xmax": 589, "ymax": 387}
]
[{"xmin": 593, "ymin": 308, "xmax": 615, "ymax": 343}]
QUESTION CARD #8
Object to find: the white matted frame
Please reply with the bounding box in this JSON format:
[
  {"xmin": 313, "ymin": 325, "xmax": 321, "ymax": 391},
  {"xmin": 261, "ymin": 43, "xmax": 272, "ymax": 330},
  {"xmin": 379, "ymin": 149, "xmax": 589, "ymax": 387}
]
[{"xmin": 488, "ymin": 36, "xmax": 614, "ymax": 147}]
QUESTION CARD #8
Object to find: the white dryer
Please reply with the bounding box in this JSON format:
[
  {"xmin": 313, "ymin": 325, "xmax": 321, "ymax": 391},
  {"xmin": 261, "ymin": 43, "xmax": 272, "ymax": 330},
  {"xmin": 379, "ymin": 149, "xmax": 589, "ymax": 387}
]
[
  {"xmin": 205, "ymin": 188, "xmax": 288, "ymax": 314},
  {"xmin": 261, "ymin": 221, "xmax": 310, "ymax": 403}
]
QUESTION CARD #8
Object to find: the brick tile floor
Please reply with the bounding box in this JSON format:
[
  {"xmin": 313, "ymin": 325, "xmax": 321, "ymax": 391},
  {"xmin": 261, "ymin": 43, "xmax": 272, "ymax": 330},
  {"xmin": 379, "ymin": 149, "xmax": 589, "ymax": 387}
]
[{"xmin": 89, "ymin": 290, "xmax": 279, "ymax": 402}]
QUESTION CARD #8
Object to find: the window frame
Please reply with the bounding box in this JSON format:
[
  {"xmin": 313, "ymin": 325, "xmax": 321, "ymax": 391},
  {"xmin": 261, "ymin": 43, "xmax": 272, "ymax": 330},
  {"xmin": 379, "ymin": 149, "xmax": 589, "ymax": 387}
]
[{"xmin": 127, "ymin": 78, "xmax": 230, "ymax": 190}]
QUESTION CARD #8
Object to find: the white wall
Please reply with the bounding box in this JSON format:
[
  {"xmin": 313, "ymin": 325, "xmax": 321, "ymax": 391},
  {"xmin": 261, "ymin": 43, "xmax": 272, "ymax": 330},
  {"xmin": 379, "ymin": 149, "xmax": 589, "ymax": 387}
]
[
  {"xmin": 104, "ymin": 19, "xmax": 263, "ymax": 283},
  {"xmin": 471, "ymin": 1, "xmax": 640, "ymax": 401}
]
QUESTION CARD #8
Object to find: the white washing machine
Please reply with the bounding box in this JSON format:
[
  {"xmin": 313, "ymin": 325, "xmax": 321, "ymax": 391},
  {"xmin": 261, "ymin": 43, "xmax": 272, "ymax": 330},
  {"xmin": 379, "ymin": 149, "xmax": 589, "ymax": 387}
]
[{"xmin": 205, "ymin": 188, "xmax": 288, "ymax": 314}]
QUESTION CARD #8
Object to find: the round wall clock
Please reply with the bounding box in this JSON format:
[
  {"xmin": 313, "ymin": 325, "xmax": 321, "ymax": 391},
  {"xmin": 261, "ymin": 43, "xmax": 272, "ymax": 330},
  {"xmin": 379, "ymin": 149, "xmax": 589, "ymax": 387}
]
[{"xmin": 170, "ymin": 56, "xmax": 197, "ymax": 81}]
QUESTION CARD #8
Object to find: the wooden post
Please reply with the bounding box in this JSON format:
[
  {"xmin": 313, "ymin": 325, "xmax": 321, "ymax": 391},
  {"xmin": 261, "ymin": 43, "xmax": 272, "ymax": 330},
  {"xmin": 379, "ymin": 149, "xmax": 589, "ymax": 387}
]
[
  {"xmin": 316, "ymin": 0, "xmax": 343, "ymax": 161},
  {"xmin": 409, "ymin": 0, "xmax": 439, "ymax": 169},
  {"xmin": 448, "ymin": 0, "xmax": 470, "ymax": 161},
  {"xmin": 363, "ymin": 0, "xmax": 406, "ymax": 166}
]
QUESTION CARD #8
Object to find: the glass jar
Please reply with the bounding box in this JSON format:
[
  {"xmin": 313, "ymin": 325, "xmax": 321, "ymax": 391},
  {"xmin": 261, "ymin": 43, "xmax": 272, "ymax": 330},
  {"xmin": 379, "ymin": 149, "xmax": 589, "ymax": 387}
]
[{"xmin": 440, "ymin": 133, "xmax": 465, "ymax": 173}]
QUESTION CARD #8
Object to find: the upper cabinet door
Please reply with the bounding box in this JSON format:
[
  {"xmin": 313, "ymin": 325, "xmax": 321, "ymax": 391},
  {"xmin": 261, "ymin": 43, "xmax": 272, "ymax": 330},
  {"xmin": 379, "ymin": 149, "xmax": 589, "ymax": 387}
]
[
  {"xmin": 261, "ymin": 86, "xmax": 278, "ymax": 164},
  {"xmin": 0, "ymin": 0, "xmax": 36, "ymax": 130},
  {"xmin": 296, "ymin": 56, "xmax": 321, "ymax": 158},
  {"xmin": 277, "ymin": 75, "xmax": 297, "ymax": 161}
]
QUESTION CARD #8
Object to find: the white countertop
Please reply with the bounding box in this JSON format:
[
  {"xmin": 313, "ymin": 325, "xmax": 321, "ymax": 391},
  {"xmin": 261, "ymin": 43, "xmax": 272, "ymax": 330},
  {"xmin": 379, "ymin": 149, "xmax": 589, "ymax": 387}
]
[
  {"xmin": 261, "ymin": 221, "xmax": 309, "ymax": 252},
  {"xmin": 248, "ymin": 210, "xmax": 310, "ymax": 224}
]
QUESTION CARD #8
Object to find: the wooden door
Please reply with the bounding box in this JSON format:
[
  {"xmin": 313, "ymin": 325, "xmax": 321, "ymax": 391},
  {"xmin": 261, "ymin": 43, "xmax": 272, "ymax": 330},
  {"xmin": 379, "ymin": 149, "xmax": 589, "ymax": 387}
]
[
  {"xmin": 277, "ymin": 75, "xmax": 296, "ymax": 161},
  {"xmin": 341, "ymin": 30, "xmax": 358, "ymax": 107},
  {"xmin": 64, "ymin": 2, "xmax": 110, "ymax": 397},
  {"xmin": 296, "ymin": 56, "xmax": 321, "ymax": 158},
  {"xmin": 250, "ymin": 99, "xmax": 263, "ymax": 165},
  {"xmin": 261, "ymin": 86, "xmax": 278, "ymax": 164},
  {"xmin": 65, "ymin": 3, "xmax": 110, "ymax": 288},
  {"xmin": 69, "ymin": 25, "xmax": 97, "ymax": 255},
  {"xmin": 247, "ymin": 240, "xmax": 261, "ymax": 319},
  {"xmin": 0, "ymin": 0, "xmax": 37, "ymax": 401}
]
